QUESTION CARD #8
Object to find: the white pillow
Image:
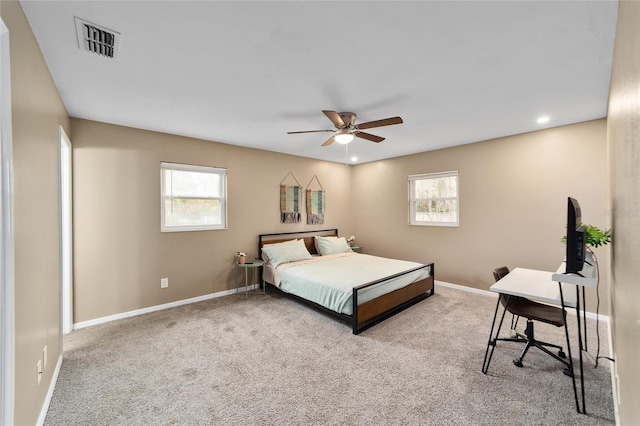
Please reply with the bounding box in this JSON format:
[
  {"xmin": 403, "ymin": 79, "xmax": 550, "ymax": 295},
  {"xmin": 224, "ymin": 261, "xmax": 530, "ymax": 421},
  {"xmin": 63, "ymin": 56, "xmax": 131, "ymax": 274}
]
[
  {"xmin": 261, "ymin": 238, "xmax": 298, "ymax": 263},
  {"xmin": 313, "ymin": 235, "xmax": 335, "ymax": 254},
  {"xmin": 314, "ymin": 235, "xmax": 352, "ymax": 256},
  {"xmin": 261, "ymin": 239, "xmax": 312, "ymax": 268}
]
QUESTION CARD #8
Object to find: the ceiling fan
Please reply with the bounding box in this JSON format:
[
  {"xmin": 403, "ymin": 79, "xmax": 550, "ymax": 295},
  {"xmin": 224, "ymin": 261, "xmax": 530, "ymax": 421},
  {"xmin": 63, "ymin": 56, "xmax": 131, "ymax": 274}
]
[{"xmin": 287, "ymin": 110, "xmax": 403, "ymax": 147}]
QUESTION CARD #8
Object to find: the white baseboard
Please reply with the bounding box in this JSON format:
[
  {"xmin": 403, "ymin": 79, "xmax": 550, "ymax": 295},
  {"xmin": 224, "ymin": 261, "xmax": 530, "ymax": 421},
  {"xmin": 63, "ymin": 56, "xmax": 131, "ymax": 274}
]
[
  {"xmin": 435, "ymin": 280, "xmax": 609, "ymax": 323},
  {"xmin": 73, "ymin": 284, "xmax": 259, "ymax": 330},
  {"xmin": 73, "ymin": 279, "xmax": 609, "ymax": 330},
  {"xmin": 607, "ymin": 307, "xmax": 621, "ymax": 424},
  {"xmin": 37, "ymin": 354, "xmax": 62, "ymax": 426},
  {"xmin": 436, "ymin": 280, "xmax": 496, "ymax": 297}
]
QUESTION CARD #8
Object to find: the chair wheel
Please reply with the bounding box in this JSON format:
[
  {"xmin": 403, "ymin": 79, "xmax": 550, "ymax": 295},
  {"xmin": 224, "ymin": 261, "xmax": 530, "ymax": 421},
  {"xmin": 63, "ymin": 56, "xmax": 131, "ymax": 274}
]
[
  {"xmin": 563, "ymin": 368, "xmax": 573, "ymax": 377},
  {"xmin": 558, "ymin": 350, "xmax": 566, "ymax": 359},
  {"xmin": 513, "ymin": 359, "xmax": 523, "ymax": 368}
]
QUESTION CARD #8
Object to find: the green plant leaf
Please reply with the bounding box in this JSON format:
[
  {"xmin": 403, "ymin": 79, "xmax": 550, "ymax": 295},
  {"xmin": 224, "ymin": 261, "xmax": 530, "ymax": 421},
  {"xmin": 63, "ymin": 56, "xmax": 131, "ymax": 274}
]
[{"xmin": 561, "ymin": 224, "xmax": 611, "ymax": 248}]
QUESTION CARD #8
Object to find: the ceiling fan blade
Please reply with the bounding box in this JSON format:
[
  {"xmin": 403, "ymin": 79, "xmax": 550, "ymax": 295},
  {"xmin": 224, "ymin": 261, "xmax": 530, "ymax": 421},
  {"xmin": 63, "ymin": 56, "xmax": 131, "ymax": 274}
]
[
  {"xmin": 287, "ymin": 129, "xmax": 334, "ymax": 134},
  {"xmin": 322, "ymin": 110, "xmax": 345, "ymax": 127},
  {"xmin": 355, "ymin": 132, "xmax": 385, "ymax": 143},
  {"xmin": 321, "ymin": 135, "xmax": 336, "ymax": 147},
  {"xmin": 357, "ymin": 116, "xmax": 403, "ymax": 130}
]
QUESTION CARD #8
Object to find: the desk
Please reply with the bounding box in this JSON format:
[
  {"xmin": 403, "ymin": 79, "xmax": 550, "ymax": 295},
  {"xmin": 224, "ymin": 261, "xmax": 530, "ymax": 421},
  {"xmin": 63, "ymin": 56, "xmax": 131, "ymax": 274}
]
[
  {"xmin": 489, "ymin": 268, "xmax": 577, "ymax": 308},
  {"xmin": 482, "ymin": 266, "xmax": 593, "ymax": 414}
]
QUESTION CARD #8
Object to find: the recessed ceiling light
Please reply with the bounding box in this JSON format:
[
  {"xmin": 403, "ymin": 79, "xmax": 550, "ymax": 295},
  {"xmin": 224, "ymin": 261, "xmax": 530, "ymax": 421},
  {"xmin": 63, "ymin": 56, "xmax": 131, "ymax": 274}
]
[
  {"xmin": 351, "ymin": 156, "xmax": 358, "ymax": 162},
  {"xmin": 537, "ymin": 116, "xmax": 550, "ymax": 124}
]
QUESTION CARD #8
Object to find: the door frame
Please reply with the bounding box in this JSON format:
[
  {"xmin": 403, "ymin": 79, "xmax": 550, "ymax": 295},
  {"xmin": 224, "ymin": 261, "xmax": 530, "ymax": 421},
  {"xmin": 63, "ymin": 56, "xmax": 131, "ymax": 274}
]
[
  {"xmin": 59, "ymin": 126, "xmax": 73, "ymax": 334},
  {"xmin": 0, "ymin": 17, "xmax": 15, "ymax": 426}
]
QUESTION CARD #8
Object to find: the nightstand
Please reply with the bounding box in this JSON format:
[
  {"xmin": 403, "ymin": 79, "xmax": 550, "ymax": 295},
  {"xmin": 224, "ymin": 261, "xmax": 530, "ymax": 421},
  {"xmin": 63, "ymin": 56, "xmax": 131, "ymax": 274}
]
[
  {"xmin": 234, "ymin": 260, "xmax": 265, "ymax": 296},
  {"xmin": 351, "ymin": 245, "xmax": 362, "ymax": 253}
]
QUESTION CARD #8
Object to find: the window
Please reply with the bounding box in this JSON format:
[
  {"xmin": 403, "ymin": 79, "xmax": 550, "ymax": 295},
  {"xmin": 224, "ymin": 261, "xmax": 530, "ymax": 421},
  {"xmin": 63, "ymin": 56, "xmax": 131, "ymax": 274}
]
[
  {"xmin": 408, "ymin": 171, "xmax": 459, "ymax": 227},
  {"xmin": 161, "ymin": 162, "xmax": 227, "ymax": 232}
]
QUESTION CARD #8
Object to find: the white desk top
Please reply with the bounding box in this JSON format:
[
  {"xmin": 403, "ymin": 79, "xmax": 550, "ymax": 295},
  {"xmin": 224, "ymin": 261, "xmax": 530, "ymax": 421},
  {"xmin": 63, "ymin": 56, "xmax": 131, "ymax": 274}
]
[
  {"xmin": 551, "ymin": 261, "xmax": 597, "ymax": 288},
  {"xmin": 490, "ymin": 267, "xmax": 577, "ymax": 308}
]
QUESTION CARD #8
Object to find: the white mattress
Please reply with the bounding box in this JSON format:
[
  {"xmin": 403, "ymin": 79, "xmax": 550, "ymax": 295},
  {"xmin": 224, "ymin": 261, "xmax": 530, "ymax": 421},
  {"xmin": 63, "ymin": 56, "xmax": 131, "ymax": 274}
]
[{"xmin": 264, "ymin": 252, "xmax": 431, "ymax": 315}]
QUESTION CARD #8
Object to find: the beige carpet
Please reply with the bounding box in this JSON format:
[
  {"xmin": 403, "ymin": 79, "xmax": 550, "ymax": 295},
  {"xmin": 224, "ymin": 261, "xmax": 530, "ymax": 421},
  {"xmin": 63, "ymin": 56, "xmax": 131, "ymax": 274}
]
[{"xmin": 44, "ymin": 285, "xmax": 614, "ymax": 425}]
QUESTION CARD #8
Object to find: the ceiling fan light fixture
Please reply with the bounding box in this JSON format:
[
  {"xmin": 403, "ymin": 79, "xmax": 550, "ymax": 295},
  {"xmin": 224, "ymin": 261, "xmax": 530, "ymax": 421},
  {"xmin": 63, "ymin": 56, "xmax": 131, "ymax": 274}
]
[{"xmin": 335, "ymin": 130, "xmax": 354, "ymax": 144}]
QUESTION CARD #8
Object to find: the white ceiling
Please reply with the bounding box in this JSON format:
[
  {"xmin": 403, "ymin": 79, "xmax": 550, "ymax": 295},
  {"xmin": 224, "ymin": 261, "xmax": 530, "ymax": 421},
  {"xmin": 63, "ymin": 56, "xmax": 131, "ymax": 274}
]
[{"xmin": 20, "ymin": 1, "xmax": 618, "ymax": 165}]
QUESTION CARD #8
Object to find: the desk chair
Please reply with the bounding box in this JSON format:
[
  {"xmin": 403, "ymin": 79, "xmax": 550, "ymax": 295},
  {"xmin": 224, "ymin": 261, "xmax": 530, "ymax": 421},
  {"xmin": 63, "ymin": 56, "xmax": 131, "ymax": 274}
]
[
  {"xmin": 493, "ymin": 267, "xmax": 520, "ymax": 333},
  {"xmin": 483, "ymin": 267, "xmax": 570, "ymax": 375}
]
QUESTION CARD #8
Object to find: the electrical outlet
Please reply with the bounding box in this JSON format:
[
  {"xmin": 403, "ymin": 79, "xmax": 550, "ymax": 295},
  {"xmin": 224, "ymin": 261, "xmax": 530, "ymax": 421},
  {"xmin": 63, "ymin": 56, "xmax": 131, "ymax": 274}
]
[
  {"xmin": 43, "ymin": 345, "xmax": 48, "ymax": 370},
  {"xmin": 160, "ymin": 277, "xmax": 168, "ymax": 288},
  {"xmin": 36, "ymin": 360, "xmax": 42, "ymax": 386}
]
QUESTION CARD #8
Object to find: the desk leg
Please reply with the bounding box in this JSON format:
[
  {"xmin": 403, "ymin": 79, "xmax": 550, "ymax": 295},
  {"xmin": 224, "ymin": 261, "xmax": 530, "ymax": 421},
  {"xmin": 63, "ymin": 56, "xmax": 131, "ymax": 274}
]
[
  {"xmin": 582, "ymin": 286, "xmax": 588, "ymax": 352},
  {"xmin": 575, "ymin": 285, "xmax": 586, "ymax": 414},
  {"xmin": 559, "ymin": 283, "xmax": 581, "ymax": 414},
  {"xmin": 482, "ymin": 296, "xmax": 509, "ymax": 374}
]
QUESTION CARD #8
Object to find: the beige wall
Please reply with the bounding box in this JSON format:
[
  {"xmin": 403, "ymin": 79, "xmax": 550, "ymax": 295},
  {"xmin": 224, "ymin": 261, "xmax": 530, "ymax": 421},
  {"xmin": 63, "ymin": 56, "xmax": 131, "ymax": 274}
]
[
  {"xmin": 1, "ymin": 1, "xmax": 70, "ymax": 424},
  {"xmin": 71, "ymin": 118, "xmax": 354, "ymax": 322},
  {"xmin": 72, "ymin": 119, "xmax": 610, "ymax": 322},
  {"xmin": 352, "ymin": 120, "xmax": 609, "ymax": 315},
  {"xmin": 607, "ymin": 0, "xmax": 640, "ymax": 422}
]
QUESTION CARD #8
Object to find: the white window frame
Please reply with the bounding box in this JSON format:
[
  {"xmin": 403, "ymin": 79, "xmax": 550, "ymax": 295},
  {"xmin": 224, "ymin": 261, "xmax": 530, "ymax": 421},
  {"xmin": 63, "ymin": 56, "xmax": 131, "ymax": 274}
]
[
  {"xmin": 160, "ymin": 162, "xmax": 227, "ymax": 232},
  {"xmin": 408, "ymin": 170, "xmax": 459, "ymax": 227}
]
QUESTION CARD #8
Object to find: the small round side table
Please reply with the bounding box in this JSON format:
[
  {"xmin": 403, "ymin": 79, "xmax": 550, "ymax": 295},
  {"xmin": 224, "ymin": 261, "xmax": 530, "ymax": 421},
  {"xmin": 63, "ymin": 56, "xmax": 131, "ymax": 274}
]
[{"xmin": 234, "ymin": 260, "xmax": 265, "ymax": 297}]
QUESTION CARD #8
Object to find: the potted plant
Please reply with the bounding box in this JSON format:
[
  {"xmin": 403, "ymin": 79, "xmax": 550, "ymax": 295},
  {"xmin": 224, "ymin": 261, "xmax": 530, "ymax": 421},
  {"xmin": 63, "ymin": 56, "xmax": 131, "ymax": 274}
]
[
  {"xmin": 581, "ymin": 224, "xmax": 612, "ymax": 249},
  {"xmin": 237, "ymin": 252, "xmax": 247, "ymax": 264},
  {"xmin": 562, "ymin": 224, "xmax": 611, "ymax": 263},
  {"xmin": 347, "ymin": 235, "xmax": 356, "ymax": 247}
]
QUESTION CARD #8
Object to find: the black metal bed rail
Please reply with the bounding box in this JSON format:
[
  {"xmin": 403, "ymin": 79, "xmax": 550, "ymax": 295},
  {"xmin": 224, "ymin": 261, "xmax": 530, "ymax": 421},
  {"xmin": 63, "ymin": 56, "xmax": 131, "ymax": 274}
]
[{"xmin": 351, "ymin": 262, "xmax": 435, "ymax": 334}]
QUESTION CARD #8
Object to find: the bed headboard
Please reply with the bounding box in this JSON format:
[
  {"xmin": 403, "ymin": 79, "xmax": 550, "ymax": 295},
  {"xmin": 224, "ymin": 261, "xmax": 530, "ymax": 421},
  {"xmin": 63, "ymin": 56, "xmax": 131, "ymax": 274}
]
[{"xmin": 258, "ymin": 229, "xmax": 338, "ymax": 257}]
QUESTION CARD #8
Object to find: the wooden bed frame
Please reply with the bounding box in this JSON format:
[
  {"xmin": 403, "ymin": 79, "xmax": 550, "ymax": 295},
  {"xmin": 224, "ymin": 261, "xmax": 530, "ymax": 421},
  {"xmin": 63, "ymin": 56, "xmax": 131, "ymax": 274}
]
[{"xmin": 258, "ymin": 229, "xmax": 435, "ymax": 334}]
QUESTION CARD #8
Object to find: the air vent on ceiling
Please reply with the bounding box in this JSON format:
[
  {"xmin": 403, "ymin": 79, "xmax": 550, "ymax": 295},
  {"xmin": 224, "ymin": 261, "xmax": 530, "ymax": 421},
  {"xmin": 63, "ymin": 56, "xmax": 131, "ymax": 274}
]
[{"xmin": 74, "ymin": 17, "xmax": 120, "ymax": 59}]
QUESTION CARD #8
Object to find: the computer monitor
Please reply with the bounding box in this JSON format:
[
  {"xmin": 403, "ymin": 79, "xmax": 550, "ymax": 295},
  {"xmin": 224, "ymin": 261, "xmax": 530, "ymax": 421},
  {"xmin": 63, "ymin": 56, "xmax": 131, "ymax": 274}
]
[{"xmin": 565, "ymin": 197, "xmax": 586, "ymax": 274}]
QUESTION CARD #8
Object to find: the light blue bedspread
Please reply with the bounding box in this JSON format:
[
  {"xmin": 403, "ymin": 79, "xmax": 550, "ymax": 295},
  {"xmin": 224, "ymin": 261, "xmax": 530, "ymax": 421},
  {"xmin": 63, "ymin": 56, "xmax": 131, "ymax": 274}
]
[{"xmin": 276, "ymin": 253, "xmax": 431, "ymax": 315}]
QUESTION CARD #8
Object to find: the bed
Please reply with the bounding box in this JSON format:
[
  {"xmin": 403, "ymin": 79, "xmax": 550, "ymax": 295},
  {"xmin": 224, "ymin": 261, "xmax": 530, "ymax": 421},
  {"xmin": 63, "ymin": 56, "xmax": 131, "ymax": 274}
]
[{"xmin": 258, "ymin": 229, "xmax": 435, "ymax": 334}]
